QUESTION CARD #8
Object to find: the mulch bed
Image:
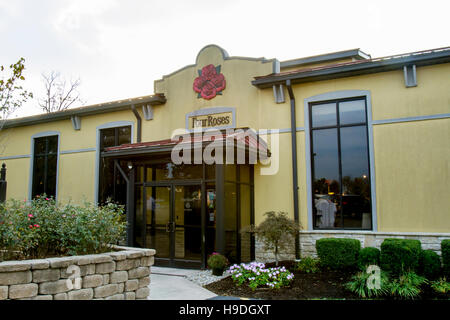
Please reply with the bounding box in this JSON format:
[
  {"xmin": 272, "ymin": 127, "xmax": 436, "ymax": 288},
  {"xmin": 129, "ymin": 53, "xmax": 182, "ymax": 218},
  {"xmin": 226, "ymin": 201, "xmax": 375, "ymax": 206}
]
[
  {"xmin": 204, "ymin": 261, "xmax": 449, "ymax": 300},
  {"xmin": 205, "ymin": 261, "xmax": 357, "ymax": 300}
]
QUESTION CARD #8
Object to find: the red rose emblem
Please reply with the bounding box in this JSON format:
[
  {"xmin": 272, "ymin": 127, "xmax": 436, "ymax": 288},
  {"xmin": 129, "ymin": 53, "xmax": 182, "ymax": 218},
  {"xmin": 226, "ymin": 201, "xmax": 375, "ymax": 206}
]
[{"xmin": 193, "ymin": 64, "xmax": 226, "ymax": 100}]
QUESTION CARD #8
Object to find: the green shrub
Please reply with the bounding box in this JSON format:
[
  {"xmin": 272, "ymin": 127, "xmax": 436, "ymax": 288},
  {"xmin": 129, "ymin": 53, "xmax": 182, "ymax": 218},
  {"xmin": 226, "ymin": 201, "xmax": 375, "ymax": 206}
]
[
  {"xmin": 207, "ymin": 252, "xmax": 229, "ymax": 275},
  {"xmin": 386, "ymin": 271, "xmax": 427, "ymax": 300},
  {"xmin": 315, "ymin": 238, "xmax": 361, "ymax": 270},
  {"xmin": 358, "ymin": 247, "xmax": 381, "ymax": 270},
  {"xmin": 0, "ymin": 197, "xmax": 126, "ymax": 261},
  {"xmin": 430, "ymin": 277, "xmax": 450, "ymax": 294},
  {"xmin": 442, "ymin": 239, "xmax": 450, "ymax": 277},
  {"xmin": 419, "ymin": 250, "xmax": 441, "ymax": 280},
  {"xmin": 295, "ymin": 257, "xmax": 320, "ymax": 273},
  {"xmin": 380, "ymin": 238, "xmax": 421, "ymax": 274},
  {"xmin": 345, "ymin": 269, "xmax": 389, "ymax": 298}
]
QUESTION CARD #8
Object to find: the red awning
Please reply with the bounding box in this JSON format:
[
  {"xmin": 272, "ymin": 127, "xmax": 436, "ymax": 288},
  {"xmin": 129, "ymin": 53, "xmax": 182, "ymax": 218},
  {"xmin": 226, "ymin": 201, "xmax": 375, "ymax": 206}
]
[{"xmin": 103, "ymin": 129, "xmax": 270, "ymax": 160}]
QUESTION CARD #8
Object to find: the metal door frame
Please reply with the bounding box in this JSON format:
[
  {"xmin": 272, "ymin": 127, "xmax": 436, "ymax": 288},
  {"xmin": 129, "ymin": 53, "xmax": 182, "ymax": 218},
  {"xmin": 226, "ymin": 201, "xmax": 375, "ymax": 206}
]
[{"xmin": 142, "ymin": 180, "xmax": 205, "ymax": 268}]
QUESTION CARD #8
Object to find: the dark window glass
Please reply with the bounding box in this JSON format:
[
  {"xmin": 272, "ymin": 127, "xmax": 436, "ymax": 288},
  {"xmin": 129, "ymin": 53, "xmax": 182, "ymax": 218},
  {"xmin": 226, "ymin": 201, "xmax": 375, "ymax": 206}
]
[
  {"xmin": 118, "ymin": 126, "xmax": 132, "ymax": 145},
  {"xmin": 32, "ymin": 136, "xmax": 58, "ymax": 199},
  {"xmin": 224, "ymin": 182, "xmax": 238, "ymax": 264},
  {"xmin": 311, "ymin": 103, "xmax": 337, "ymax": 127},
  {"xmin": 98, "ymin": 126, "xmax": 131, "ymax": 204},
  {"xmin": 339, "ymin": 100, "xmax": 366, "ymax": 125},
  {"xmin": 312, "ymin": 129, "xmax": 340, "ymax": 186},
  {"xmin": 310, "ymin": 98, "xmax": 372, "ymax": 230}
]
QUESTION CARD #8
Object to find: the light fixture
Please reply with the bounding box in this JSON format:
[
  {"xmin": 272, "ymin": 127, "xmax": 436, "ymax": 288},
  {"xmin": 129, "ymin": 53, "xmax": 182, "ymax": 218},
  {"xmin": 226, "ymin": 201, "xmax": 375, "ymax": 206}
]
[{"xmin": 127, "ymin": 161, "xmax": 133, "ymax": 169}]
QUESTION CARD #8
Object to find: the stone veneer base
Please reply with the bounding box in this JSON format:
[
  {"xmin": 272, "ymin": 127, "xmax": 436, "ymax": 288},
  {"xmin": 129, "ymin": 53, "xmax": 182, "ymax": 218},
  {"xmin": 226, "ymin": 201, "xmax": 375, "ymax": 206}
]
[
  {"xmin": 0, "ymin": 245, "xmax": 155, "ymax": 300},
  {"xmin": 255, "ymin": 231, "xmax": 450, "ymax": 262}
]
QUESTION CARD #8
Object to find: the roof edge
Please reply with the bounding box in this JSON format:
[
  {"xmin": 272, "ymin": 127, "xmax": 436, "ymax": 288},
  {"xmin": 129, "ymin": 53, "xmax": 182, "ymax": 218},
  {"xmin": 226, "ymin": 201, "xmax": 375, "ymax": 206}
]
[
  {"xmin": 280, "ymin": 48, "xmax": 371, "ymax": 69},
  {"xmin": 3, "ymin": 94, "xmax": 166, "ymax": 129}
]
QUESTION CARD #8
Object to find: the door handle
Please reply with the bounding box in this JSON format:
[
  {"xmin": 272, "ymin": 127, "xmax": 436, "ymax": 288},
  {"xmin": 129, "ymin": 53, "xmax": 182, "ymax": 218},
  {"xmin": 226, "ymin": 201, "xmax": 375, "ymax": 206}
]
[{"xmin": 165, "ymin": 222, "xmax": 176, "ymax": 233}]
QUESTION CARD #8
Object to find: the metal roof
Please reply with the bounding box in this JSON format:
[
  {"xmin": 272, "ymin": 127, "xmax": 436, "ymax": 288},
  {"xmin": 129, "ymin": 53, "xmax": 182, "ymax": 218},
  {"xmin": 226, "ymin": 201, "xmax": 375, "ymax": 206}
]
[
  {"xmin": 3, "ymin": 94, "xmax": 166, "ymax": 129},
  {"xmin": 253, "ymin": 47, "xmax": 450, "ymax": 88}
]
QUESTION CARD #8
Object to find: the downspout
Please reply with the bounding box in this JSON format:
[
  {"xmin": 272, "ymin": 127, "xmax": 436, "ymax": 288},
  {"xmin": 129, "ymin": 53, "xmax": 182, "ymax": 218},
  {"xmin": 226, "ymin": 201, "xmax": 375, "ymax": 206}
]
[
  {"xmin": 131, "ymin": 104, "xmax": 142, "ymax": 143},
  {"xmin": 286, "ymin": 80, "xmax": 300, "ymax": 260}
]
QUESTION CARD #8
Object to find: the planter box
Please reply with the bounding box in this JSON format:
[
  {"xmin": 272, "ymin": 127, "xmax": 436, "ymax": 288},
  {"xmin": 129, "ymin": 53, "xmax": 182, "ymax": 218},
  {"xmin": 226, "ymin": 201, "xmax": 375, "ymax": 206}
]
[{"xmin": 0, "ymin": 245, "xmax": 155, "ymax": 300}]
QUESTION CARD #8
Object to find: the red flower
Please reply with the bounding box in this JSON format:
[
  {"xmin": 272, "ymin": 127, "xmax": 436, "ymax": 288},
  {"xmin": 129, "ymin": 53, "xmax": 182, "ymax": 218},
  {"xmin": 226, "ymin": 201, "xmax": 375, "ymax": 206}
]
[
  {"xmin": 34, "ymin": 224, "xmax": 40, "ymax": 228},
  {"xmin": 29, "ymin": 225, "xmax": 33, "ymax": 229},
  {"xmin": 193, "ymin": 64, "xmax": 226, "ymax": 100}
]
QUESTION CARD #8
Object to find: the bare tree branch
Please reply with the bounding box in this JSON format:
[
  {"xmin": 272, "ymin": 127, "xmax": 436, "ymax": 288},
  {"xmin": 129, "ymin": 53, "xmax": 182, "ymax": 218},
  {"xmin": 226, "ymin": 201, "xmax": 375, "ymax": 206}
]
[{"xmin": 38, "ymin": 71, "xmax": 84, "ymax": 113}]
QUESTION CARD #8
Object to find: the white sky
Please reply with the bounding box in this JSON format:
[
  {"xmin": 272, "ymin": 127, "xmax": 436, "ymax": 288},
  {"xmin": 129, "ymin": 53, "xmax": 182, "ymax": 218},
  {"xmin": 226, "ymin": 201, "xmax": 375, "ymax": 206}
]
[{"xmin": 1, "ymin": 0, "xmax": 449, "ymax": 118}]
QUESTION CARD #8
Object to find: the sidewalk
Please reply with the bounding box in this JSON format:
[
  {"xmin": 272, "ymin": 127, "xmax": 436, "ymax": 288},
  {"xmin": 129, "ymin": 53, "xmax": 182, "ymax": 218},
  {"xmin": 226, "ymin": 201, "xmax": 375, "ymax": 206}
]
[{"xmin": 148, "ymin": 266, "xmax": 218, "ymax": 300}]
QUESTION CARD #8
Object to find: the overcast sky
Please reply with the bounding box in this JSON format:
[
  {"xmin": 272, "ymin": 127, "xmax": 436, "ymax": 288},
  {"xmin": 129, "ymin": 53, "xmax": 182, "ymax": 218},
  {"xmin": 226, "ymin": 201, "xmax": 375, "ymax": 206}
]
[{"xmin": 1, "ymin": 0, "xmax": 448, "ymax": 118}]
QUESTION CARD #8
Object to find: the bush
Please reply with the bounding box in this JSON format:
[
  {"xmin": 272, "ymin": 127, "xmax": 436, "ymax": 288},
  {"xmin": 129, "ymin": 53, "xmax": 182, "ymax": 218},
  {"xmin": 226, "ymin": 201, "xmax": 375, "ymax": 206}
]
[
  {"xmin": 380, "ymin": 238, "xmax": 421, "ymax": 274},
  {"xmin": 0, "ymin": 197, "xmax": 126, "ymax": 261},
  {"xmin": 442, "ymin": 239, "xmax": 450, "ymax": 277},
  {"xmin": 358, "ymin": 247, "xmax": 381, "ymax": 270},
  {"xmin": 386, "ymin": 271, "xmax": 427, "ymax": 300},
  {"xmin": 429, "ymin": 277, "xmax": 450, "ymax": 294},
  {"xmin": 228, "ymin": 262, "xmax": 294, "ymax": 290},
  {"xmin": 315, "ymin": 238, "xmax": 361, "ymax": 270},
  {"xmin": 295, "ymin": 257, "xmax": 320, "ymax": 273},
  {"xmin": 207, "ymin": 252, "xmax": 229, "ymax": 275},
  {"xmin": 419, "ymin": 250, "xmax": 441, "ymax": 280}
]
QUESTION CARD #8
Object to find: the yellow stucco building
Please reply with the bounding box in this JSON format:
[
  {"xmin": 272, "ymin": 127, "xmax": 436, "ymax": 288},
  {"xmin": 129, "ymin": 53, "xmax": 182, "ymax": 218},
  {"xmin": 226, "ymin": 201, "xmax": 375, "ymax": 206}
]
[{"xmin": 1, "ymin": 45, "xmax": 449, "ymax": 267}]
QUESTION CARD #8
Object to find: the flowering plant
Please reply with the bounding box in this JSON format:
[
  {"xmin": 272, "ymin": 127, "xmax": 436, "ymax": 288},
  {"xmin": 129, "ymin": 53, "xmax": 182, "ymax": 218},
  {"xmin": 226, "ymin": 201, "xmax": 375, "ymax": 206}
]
[
  {"xmin": 228, "ymin": 262, "xmax": 294, "ymax": 290},
  {"xmin": 193, "ymin": 64, "xmax": 226, "ymax": 100},
  {"xmin": 0, "ymin": 196, "xmax": 126, "ymax": 261}
]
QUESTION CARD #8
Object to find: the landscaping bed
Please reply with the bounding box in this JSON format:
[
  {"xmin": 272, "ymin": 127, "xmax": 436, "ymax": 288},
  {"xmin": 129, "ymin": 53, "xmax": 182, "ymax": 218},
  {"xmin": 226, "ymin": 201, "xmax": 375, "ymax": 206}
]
[{"xmin": 204, "ymin": 261, "xmax": 450, "ymax": 300}]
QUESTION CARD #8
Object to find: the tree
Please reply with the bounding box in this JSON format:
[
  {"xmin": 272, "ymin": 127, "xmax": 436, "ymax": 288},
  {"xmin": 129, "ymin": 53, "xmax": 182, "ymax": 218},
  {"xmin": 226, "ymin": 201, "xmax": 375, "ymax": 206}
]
[
  {"xmin": 38, "ymin": 71, "xmax": 84, "ymax": 113},
  {"xmin": 243, "ymin": 211, "xmax": 301, "ymax": 266},
  {"xmin": 0, "ymin": 57, "xmax": 33, "ymax": 122}
]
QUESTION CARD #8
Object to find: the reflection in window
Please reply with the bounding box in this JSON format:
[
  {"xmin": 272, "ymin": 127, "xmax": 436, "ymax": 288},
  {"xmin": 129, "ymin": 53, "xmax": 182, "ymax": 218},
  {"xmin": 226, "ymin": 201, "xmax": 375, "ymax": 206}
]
[
  {"xmin": 32, "ymin": 135, "xmax": 58, "ymax": 199},
  {"xmin": 310, "ymin": 98, "xmax": 372, "ymax": 230},
  {"xmin": 98, "ymin": 126, "xmax": 131, "ymax": 204}
]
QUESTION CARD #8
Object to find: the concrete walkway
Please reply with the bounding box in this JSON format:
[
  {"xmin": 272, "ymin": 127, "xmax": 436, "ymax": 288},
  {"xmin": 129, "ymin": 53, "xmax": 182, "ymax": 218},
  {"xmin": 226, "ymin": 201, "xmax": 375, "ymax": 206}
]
[{"xmin": 148, "ymin": 266, "xmax": 218, "ymax": 300}]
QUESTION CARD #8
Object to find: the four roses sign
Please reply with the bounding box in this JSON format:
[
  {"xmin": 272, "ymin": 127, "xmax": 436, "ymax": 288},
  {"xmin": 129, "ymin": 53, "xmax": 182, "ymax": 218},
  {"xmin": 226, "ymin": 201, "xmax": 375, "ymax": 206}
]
[{"xmin": 193, "ymin": 64, "xmax": 226, "ymax": 100}]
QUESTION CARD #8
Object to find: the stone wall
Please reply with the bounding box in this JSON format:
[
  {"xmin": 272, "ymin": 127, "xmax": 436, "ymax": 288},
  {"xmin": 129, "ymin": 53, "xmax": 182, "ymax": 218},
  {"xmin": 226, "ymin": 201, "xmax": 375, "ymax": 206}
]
[
  {"xmin": 0, "ymin": 246, "xmax": 155, "ymax": 300},
  {"xmin": 255, "ymin": 231, "xmax": 450, "ymax": 262}
]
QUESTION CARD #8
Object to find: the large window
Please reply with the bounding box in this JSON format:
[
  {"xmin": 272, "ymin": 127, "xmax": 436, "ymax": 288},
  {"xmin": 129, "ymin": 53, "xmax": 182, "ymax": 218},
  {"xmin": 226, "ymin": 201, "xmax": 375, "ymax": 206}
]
[
  {"xmin": 32, "ymin": 135, "xmax": 58, "ymax": 199},
  {"xmin": 310, "ymin": 98, "xmax": 372, "ymax": 230},
  {"xmin": 98, "ymin": 126, "xmax": 131, "ymax": 204}
]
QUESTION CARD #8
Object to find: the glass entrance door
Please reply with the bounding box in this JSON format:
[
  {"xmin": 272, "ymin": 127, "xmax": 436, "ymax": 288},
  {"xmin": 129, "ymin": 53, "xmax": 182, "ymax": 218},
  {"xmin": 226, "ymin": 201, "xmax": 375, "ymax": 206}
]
[
  {"xmin": 141, "ymin": 183, "xmax": 203, "ymax": 268},
  {"xmin": 173, "ymin": 184, "xmax": 202, "ymax": 266},
  {"xmin": 144, "ymin": 185, "xmax": 172, "ymax": 262}
]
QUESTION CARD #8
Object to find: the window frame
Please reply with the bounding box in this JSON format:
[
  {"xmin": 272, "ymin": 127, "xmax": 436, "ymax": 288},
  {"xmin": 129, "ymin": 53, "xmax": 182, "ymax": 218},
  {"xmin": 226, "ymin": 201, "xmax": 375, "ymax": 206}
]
[
  {"xmin": 95, "ymin": 121, "xmax": 134, "ymax": 204},
  {"xmin": 98, "ymin": 125, "xmax": 132, "ymax": 204},
  {"xmin": 303, "ymin": 90, "xmax": 377, "ymax": 231},
  {"xmin": 309, "ymin": 97, "xmax": 372, "ymax": 230},
  {"xmin": 28, "ymin": 131, "xmax": 60, "ymax": 201}
]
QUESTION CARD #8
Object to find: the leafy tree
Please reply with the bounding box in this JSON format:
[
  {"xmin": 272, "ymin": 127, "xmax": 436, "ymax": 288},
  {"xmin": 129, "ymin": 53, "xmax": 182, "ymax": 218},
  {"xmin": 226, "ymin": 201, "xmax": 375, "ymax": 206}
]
[
  {"xmin": 0, "ymin": 57, "xmax": 33, "ymax": 122},
  {"xmin": 244, "ymin": 211, "xmax": 301, "ymax": 266}
]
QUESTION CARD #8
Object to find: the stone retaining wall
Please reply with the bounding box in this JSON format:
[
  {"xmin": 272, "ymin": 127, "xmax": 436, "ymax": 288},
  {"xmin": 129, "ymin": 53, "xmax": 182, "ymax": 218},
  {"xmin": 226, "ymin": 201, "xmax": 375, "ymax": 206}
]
[
  {"xmin": 0, "ymin": 246, "xmax": 155, "ymax": 300},
  {"xmin": 255, "ymin": 231, "xmax": 450, "ymax": 262}
]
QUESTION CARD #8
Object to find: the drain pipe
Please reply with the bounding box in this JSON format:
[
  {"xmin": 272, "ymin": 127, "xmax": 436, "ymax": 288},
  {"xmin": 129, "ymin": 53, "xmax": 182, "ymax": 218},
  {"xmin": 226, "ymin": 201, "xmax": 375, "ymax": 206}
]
[
  {"xmin": 131, "ymin": 104, "xmax": 142, "ymax": 143},
  {"xmin": 286, "ymin": 80, "xmax": 300, "ymax": 260}
]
